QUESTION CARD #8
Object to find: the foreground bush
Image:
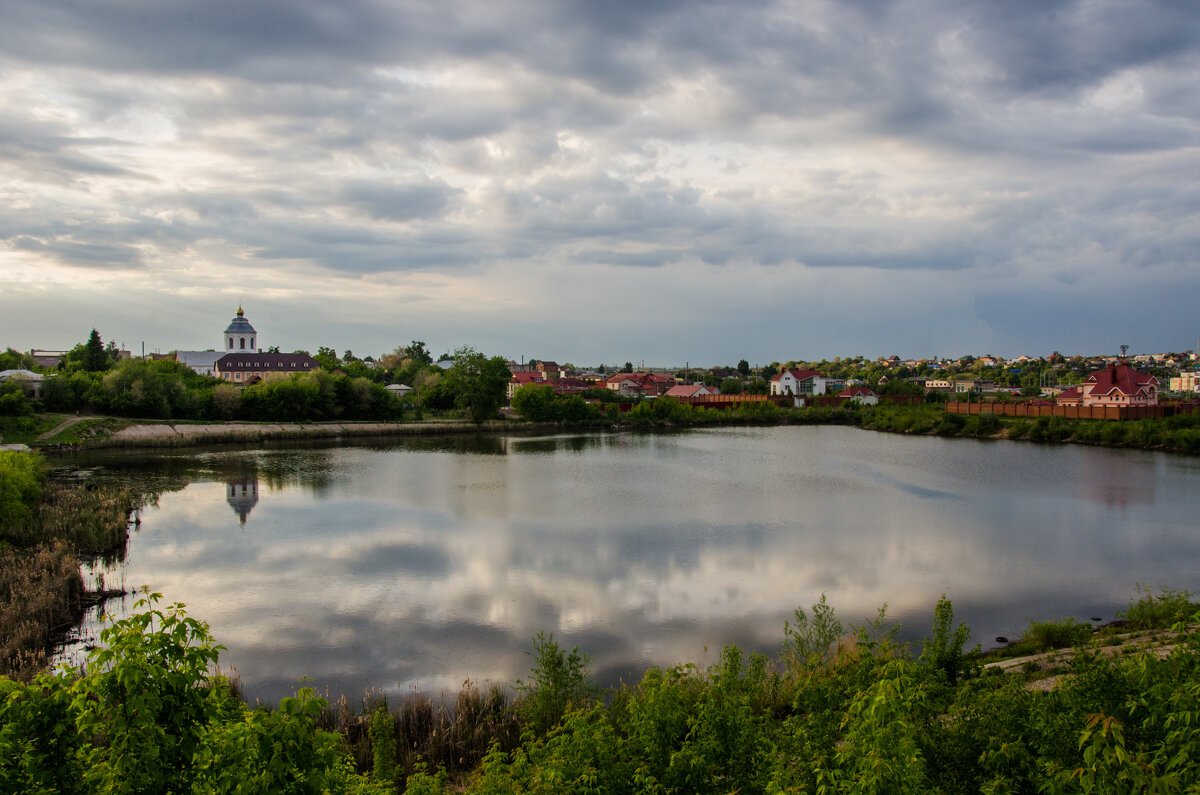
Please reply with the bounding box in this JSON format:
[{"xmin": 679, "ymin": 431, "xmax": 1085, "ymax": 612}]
[
  {"xmin": 0, "ymin": 593, "xmax": 388, "ymax": 794},
  {"xmin": 4, "ymin": 592, "xmax": 1199, "ymax": 793}
]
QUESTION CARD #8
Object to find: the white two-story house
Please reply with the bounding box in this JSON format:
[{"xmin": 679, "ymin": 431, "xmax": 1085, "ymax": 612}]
[{"xmin": 769, "ymin": 368, "xmax": 828, "ymax": 397}]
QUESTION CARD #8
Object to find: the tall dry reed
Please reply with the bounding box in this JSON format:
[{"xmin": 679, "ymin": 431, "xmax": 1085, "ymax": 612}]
[
  {"xmin": 321, "ymin": 680, "xmax": 521, "ymax": 784},
  {"xmin": 0, "ymin": 540, "xmax": 84, "ymax": 681}
]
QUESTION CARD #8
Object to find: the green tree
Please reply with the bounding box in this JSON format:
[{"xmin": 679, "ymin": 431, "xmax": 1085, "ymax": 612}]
[
  {"xmin": 0, "ymin": 348, "xmax": 35, "ymax": 372},
  {"xmin": 737, "ymin": 359, "xmax": 751, "ymax": 377},
  {"xmin": 511, "ymin": 384, "xmax": 557, "ymax": 421},
  {"xmin": 404, "ymin": 340, "xmax": 433, "ymax": 365},
  {"xmin": 314, "ymin": 347, "xmax": 340, "ymax": 370},
  {"xmin": 720, "ymin": 377, "xmax": 744, "ymax": 395},
  {"xmin": 876, "ymin": 378, "xmax": 923, "ymax": 396},
  {"xmin": 83, "ymin": 329, "xmax": 110, "ymax": 373},
  {"xmin": 745, "ymin": 377, "xmax": 769, "ymax": 395},
  {"xmin": 38, "ymin": 374, "xmax": 76, "ymax": 412},
  {"xmin": 0, "ymin": 382, "xmax": 33, "ymax": 416},
  {"xmin": 444, "ymin": 347, "xmax": 510, "ymax": 422}
]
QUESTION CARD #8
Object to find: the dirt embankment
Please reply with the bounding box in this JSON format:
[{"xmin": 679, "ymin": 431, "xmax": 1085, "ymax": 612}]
[{"xmin": 94, "ymin": 419, "xmax": 546, "ymax": 448}]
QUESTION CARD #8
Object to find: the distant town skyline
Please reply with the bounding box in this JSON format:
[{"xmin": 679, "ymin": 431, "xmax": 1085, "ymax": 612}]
[{"xmin": 2, "ymin": 1, "xmax": 1198, "ymax": 363}]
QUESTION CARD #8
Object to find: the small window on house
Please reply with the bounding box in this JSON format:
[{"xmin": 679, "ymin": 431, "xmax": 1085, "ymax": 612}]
[{"xmin": 235, "ymin": 373, "xmax": 242, "ymax": 381}]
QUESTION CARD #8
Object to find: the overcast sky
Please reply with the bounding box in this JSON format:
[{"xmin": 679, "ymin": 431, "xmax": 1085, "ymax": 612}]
[{"xmin": 2, "ymin": 0, "xmax": 1198, "ymax": 366}]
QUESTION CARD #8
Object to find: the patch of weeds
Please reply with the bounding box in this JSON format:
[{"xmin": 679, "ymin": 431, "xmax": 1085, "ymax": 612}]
[
  {"xmin": 1118, "ymin": 586, "xmax": 1197, "ymax": 630},
  {"xmin": 1021, "ymin": 617, "xmax": 1093, "ymax": 651}
]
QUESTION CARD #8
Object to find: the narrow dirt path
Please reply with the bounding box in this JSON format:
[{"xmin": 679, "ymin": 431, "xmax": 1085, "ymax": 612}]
[{"xmin": 36, "ymin": 415, "xmax": 88, "ymax": 442}]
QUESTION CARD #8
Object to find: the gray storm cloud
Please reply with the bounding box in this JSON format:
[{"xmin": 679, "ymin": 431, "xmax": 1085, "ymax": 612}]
[{"xmin": 1, "ymin": 0, "xmax": 1197, "ymax": 360}]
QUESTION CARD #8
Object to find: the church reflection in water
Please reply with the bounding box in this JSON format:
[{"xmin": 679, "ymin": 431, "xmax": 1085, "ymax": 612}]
[{"xmin": 226, "ymin": 477, "xmax": 259, "ymax": 525}]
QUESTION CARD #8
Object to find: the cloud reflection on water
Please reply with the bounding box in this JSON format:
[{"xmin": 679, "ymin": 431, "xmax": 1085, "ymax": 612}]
[{"xmin": 86, "ymin": 428, "xmax": 1200, "ymax": 704}]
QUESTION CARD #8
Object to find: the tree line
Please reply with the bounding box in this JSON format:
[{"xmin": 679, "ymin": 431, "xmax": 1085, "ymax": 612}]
[{"xmin": 1, "ymin": 334, "xmax": 515, "ymax": 424}]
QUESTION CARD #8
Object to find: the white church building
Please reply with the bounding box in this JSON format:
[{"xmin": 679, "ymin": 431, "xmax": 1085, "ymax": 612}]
[{"xmin": 175, "ymin": 306, "xmax": 260, "ymax": 377}]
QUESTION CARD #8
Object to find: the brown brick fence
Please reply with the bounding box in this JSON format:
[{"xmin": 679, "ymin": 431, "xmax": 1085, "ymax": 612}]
[{"xmin": 945, "ymin": 402, "xmax": 1200, "ymax": 420}]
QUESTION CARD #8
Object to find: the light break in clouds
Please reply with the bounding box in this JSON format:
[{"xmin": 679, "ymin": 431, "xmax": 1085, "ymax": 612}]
[{"xmin": 1, "ymin": 0, "xmax": 1199, "ymax": 364}]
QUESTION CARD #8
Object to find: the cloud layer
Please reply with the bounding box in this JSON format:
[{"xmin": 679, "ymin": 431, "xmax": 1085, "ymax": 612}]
[{"xmin": 2, "ymin": 0, "xmax": 1198, "ymax": 362}]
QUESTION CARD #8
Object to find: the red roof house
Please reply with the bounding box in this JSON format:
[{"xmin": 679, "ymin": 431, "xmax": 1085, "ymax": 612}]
[
  {"xmin": 838, "ymin": 387, "xmax": 878, "ymax": 405},
  {"xmin": 1057, "ymin": 364, "xmax": 1158, "ymax": 407},
  {"xmin": 665, "ymin": 384, "xmax": 718, "ymax": 398}
]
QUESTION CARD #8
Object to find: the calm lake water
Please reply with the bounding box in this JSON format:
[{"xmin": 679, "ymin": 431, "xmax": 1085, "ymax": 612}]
[{"xmin": 66, "ymin": 426, "xmax": 1200, "ymax": 704}]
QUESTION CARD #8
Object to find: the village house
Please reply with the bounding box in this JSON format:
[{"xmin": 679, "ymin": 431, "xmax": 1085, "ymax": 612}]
[
  {"xmin": 838, "ymin": 386, "xmax": 878, "ymax": 405},
  {"xmin": 603, "ymin": 372, "xmax": 675, "ymax": 397},
  {"xmin": 665, "ymin": 384, "xmax": 719, "ymax": 398},
  {"xmin": 28, "ymin": 350, "xmax": 70, "ymax": 369},
  {"xmin": 534, "ymin": 361, "xmax": 564, "ymax": 380},
  {"xmin": 1057, "ymin": 363, "xmax": 1158, "ymax": 407},
  {"xmin": 546, "ymin": 377, "xmax": 590, "ymax": 395},
  {"xmin": 955, "ymin": 379, "xmax": 996, "ymax": 393},
  {"xmin": 1169, "ymin": 372, "xmax": 1200, "ymax": 394},
  {"xmin": 0, "ymin": 369, "xmax": 44, "ymax": 398},
  {"xmin": 507, "ymin": 371, "xmax": 546, "ymax": 400},
  {"xmin": 769, "ymin": 368, "xmax": 827, "ymax": 397}
]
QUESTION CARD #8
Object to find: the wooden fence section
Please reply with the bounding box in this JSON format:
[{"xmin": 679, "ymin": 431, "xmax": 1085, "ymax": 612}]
[
  {"xmin": 675, "ymin": 394, "xmax": 781, "ymax": 409},
  {"xmin": 673, "ymin": 394, "xmax": 922, "ymax": 410},
  {"xmin": 806, "ymin": 395, "xmax": 923, "ymax": 408},
  {"xmin": 946, "ymin": 402, "xmax": 1200, "ymax": 420}
]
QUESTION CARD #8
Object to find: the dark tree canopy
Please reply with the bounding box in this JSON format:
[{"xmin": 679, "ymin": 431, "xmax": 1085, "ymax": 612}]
[{"xmin": 83, "ymin": 329, "xmax": 110, "ymax": 372}]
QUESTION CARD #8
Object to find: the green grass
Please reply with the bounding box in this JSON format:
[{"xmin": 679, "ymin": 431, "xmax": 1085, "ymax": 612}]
[
  {"xmin": 0, "ymin": 414, "xmax": 70, "ymax": 446},
  {"xmin": 37, "ymin": 416, "xmax": 131, "ymax": 446}
]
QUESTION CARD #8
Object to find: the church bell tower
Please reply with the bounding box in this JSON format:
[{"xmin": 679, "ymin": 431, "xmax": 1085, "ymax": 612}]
[{"xmin": 224, "ymin": 306, "xmax": 258, "ymax": 352}]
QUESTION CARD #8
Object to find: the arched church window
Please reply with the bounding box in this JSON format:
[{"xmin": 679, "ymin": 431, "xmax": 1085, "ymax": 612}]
[{"xmin": 240, "ymin": 338, "xmax": 246, "ymax": 350}]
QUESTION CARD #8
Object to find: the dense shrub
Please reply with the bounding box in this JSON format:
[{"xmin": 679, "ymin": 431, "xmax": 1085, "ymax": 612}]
[
  {"xmin": 0, "ymin": 451, "xmax": 42, "ymax": 533},
  {"xmin": 0, "ymin": 594, "xmax": 388, "ymax": 794},
  {"xmin": 511, "ymin": 386, "xmax": 602, "ymax": 424},
  {"xmin": 515, "ymin": 632, "xmax": 598, "ymax": 736},
  {"xmin": 6, "ymin": 593, "xmax": 1200, "ymax": 792}
]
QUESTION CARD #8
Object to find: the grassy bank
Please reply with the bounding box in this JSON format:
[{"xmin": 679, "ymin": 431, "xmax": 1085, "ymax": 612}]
[
  {"xmin": 840, "ymin": 401, "xmax": 1200, "ymax": 453},
  {"xmin": 10, "ymin": 401, "xmax": 1200, "ymax": 456}
]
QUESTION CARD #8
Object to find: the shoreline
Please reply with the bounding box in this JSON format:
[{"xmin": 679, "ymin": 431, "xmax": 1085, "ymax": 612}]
[
  {"xmin": 85, "ymin": 418, "xmax": 555, "ymax": 448},
  {"xmin": 16, "ymin": 408, "xmax": 1198, "ymax": 455}
]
